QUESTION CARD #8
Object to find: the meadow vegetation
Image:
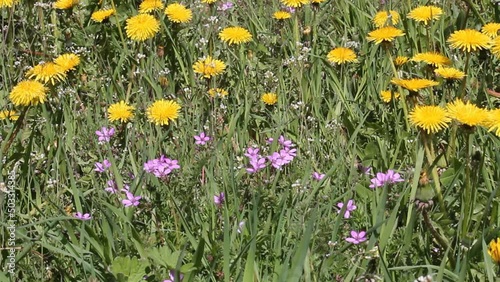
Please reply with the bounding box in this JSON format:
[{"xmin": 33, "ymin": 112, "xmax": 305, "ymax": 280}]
[{"xmin": 1, "ymin": 0, "xmax": 500, "ymax": 281}]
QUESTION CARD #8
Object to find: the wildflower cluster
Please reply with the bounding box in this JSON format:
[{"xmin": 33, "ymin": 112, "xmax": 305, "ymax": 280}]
[
  {"xmin": 25, "ymin": 53, "xmax": 80, "ymax": 85},
  {"xmin": 245, "ymin": 135, "xmax": 297, "ymax": 173},
  {"xmin": 8, "ymin": 53, "xmax": 79, "ymax": 107},
  {"xmin": 144, "ymin": 155, "xmax": 181, "ymax": 179},
  {"xmin": 95, "ymin": 127, "xmax": 115, "ymax": 144},
  {"xmin": 369, "ymin": 169, "xmax": 404, "ymax": 188},
  {"xmin": 5, "ymin": 0, "xmax": 500, "ymax": 279}
]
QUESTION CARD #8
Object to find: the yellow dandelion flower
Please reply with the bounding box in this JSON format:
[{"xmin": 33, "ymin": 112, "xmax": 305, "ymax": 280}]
[
  {"xmin": 53, "ymin": 0, "xmax": 78, "ymax": 9},
  {"xmin": 482, "ymin": 23, "xmax": 500, "ymax": 38},
  {"xmin": 139, "ymin": 0, "xmax": 164, "ymax": 13},
  {"xmin": 380, "ymin": 90, "xmax": 400, "ymax": 103},
  {"xmin": 434, "ymin": 67, "xmax": 465, "ymax": 80},
  {"xmin": 394, "ymin": 56, "xmax": 409, "ymax": 66},
  {"xmin": 201, "ymin": 0, "xmax": 217, "ymax": 3},
  {"xmin": 54, "ymin": 53, "xmax": 80, "ymax": 72},
  {"xmin": 219, "ymin": 27, "xmax": 252, "ymax": 45},
  {"xmin": 407, "ymin": 5, "xmax": 443, "ymax": 25},
  {"xmin": 0, "ymin": 0, "xmax": 18, "ymax": 8},
  {"xmin": 0, "ymin": 110, "xmax": 19, "ymax": 121},
  {"xmin": 273, "ymin": 11, "xmax": 291, "ymax": 20},
  {"xmin": 208, "ymin": 88, "xmax": 228, "ymax": 98},
  {"xmin": 486, "ymin": 109, "xmax": 500, "ymax": 136},
  {"xmin": 367, "ymin": 26, "xmax": 405, "ymax": 44},
  {"xmin": 91, "ymin": 8, "xmax": 116, "ymax": 22},
  {"xmin": 26, "ymin": 62, "xmax": 66, "ymax": 85},
  {"xmin": 372, "ymin": 10, "xmax": 400, "ymax": 28},
  {"xmin": 491, "ymin": 37, "xmax": 500, "ymax": 58},
  {"xmin": 326, "ymin": 47, "xmax": 358, "ymax": 64},
  {"xmin": 108, "ymin": 101, "xmax": 135, "ymax": 123},
  {"xmin": 488, "ymin": 238, "xmax": 500, "ymax": 264},
  {"xmin": 447, "ymin": 99, "xmax": 488, "ymax": 127},
  {"xmin": 193, "ymin": 56, "xmax": 226, "ymax": 78},
  {"xmin": 261, "ymin": 93, "xmax": 278, "ymax": 105},
  {"xmin": 164, "ymin": 3, "xmax": 192, "ymax": 23},
  {"xmin": 409, "ymin": 105, "xmax": 450, "ymax": 134},
  {"xmin": 447, "ymin": 29, "xmax": 491, "ymax": 52},
  {"xmin": 281, "ymin": 0, "xmax": 308, "ymax": 8},
  {"xmin": 411, "ymin": 52, "xmax": 451, "ymax": 67},
  {"xmin": 146, "ymin": 99, "xmax": 181, "ymax": 126},
  {"xmin": 9, "ymin": 80, "xmax": 47, "ymax": 107},
  {"xmin": 125, "ymin": 14, "xmax": 160, "ymax": 42},
  {"xmin": 311, "ymin": 0, "xmax": 324, "ymax": 3},
  {"xmin": 391, "ymin": 78, "xmax": 439, "ymax": 92}
]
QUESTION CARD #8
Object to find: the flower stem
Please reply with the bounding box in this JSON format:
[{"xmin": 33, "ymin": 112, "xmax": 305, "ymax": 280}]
[
  {"xmin": 422, "ymin": 132, "xmax": 447, "ymax": 217},
  {"xmin": 461, "ymin": 131, "xmax": 474, "ymax": 237},
  {"xmin": 385, "ymin": 48, "xmax": 410, "ymax": 131},
  {"xmin": 462, "ymin": 0, "xmax": 486, "ymax": 25},
  {"xmin": 458, "ymin": 52, "xmax": 471, "ymax": 100},
  {"xmin": 426, "ymin": 24, "xmax": 432, "ymax": 51},
  {"xmin": 109, "ymin": 0, "xmax": 127, "ymax": 50},
  {"xmin": 375, "ymin": 184, "xmax": 389, "ymax": 233},
  {"xmin": 447, "ymin": 53, "xmax": 470, "ymax": 160},
  {"xmin": 422, "ymin": 208, "xmax": 456, "ymax": 268},
  {"xmin": 2, "ymin": 107, "xmax": 29, "ymax": 155}
]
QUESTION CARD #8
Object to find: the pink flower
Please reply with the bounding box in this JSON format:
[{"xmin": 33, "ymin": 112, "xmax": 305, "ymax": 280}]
[
  {"xmin": 268, "ymin": 152, "xmax": 285, "ymax": 169},
  {"xmin": 245, "ymin": 135, "xmax": 296, "ymax": 172},
  {"xmin": 345, "ymin": 230, "xmax": 367, "ymax": 244},
  {"xmin": 74, "ymin": 212, "xmax": 91, "ymax": 220},
  {"xmin": 337, "ymin": 199, "xmax": 357, "ymax": 219},
  {"xmin": 312, "ymin": 172, "xmax": 325, "ymax": 181},
  {"xmin": 194, "ymin": 132, "xmax": 210, "ymax": 145},
  {"xmin": 95, "ymin": 127, "xmax": 115, "ymax": 144},
  {"xmin": 244, "ymin": 147, "xmax": 260, "ymax": 159},
  {"xmin": 360, "ymin": 165, "xmax": 372, "ymax": 175},
  {"xmin": 237, "ymin": 221, "xmax": 245, "ymax": 233},
  {"xmin": 122, "ymin": 191, "xmax": 141, "ymax": 207},
  {"xmin": 246, "ymin": 157, "xmax": 266, "ymax": 173},
  {"xmin": 105, "ymin": 180, "xmax": 118, "ymax": 193},
  {"xmin": 164, "ymin": 270, "xmax": 183, "ymax": 282},
  {"xmin": 214, "ymin": 192, "xmax": 224, "ymax": 206},
  {"xmin": 94, "ymin": 159, "xmax": 111, "ymax": 173},
  {"xmin": 144, "ymin": 155, "xmax": 180, "ymax": 178},
  {"xmin": 105, "ymin": 180, "xmax": 129, "ymax": 194},
  {"xmin": 267, "ymin": 149, "xmax": 295, "ymax": 169},
  {"xmin": 218, "ymin": 1, "xmax": 233, "ymax": 11},
  {"xmin": 282, "ymin": 147, "xmax": 296, "ymax": 157},
  {"xmin": 278, "ymin": 135, "xmax": 294, "ymax": 149},
  {"xmin": 369, "ymin": 169, "xmax": 404, "ymax": 188}
]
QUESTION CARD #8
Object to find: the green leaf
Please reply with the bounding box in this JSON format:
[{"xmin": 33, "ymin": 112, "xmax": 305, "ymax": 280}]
[
  {"xmin": 285, "ymin": 211, "xmax": 316, "ymax": 282},
  {"xmin": 147, "ymin": 246, "xmax": 182, "ymax": 269},
  {"xmin": 440, "ymin": 167, "xmax": 457, "ymax": 187},
  {"xmin": 110, "ymin": 256, "xmax": 150, "ymax": 282}
]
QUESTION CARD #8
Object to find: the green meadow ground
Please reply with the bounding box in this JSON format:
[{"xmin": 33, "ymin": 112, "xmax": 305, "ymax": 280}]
[{"xmin": 1, "ymin": 0, "xmax": 500, "ymax": 281}]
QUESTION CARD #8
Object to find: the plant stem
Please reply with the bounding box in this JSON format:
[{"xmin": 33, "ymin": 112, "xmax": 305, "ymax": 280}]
[
  {"xmin": 447, "ymin": 53, "xmax": 470, "ymax": 160},
  {"xmin": 110, "ymin": 0, "xmax": 127, "ymax": 50},
  {"xmin": 422, "ymin": 131, "xmax": 448, "ymax": 217},
  {"xmin": 426, "ymin": 24, "xmax": 432, "ymax": 51},
  {"xmin": 422, "ymin": 208, "xmax": 456, "ymax": 268},
  {"xmin": 462, "ymin": 0, "xmax": 486, "ymax": 25},
  {"xmin": 459, "ymin": 52, "xmax": 471, "ymax": 100},
  {"xmin": 2, "ymin": 107, "xmax": 29, "ymax": 155},
  {"xmin": 461, "ymin": 131, "xmax": 474, "ymax": 237},
  {"xmin": 385, "ymin": 48, "xmax": 410, "ymax": 131}
]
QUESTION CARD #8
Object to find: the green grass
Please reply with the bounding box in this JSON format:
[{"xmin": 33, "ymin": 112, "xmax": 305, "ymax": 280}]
[{"xmin": 1, "ymin": 0, "xmax": 500, "ymax": 281}]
